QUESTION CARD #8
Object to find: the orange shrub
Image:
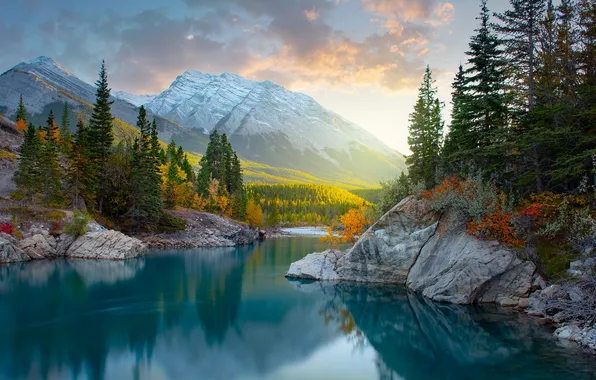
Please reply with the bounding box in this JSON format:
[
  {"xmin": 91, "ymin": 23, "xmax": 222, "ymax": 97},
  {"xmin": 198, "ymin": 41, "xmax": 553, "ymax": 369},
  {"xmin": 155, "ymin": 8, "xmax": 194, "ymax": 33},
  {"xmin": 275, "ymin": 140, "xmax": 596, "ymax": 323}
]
[{"xmin": 467, "ymin": 206, "xmax": 524, "ymax": 248}]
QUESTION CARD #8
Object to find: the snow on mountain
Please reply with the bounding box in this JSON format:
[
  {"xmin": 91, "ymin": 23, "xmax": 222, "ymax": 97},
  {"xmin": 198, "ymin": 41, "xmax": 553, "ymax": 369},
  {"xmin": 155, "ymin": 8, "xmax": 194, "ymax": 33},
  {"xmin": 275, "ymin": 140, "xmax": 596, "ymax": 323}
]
[
  {"xmin": 112, "ymin": 91, "xmax": 157, "ymax": 107},
  {"xmin": 146, "ymin": 71, "xmax": 398, "ymax": 157}
]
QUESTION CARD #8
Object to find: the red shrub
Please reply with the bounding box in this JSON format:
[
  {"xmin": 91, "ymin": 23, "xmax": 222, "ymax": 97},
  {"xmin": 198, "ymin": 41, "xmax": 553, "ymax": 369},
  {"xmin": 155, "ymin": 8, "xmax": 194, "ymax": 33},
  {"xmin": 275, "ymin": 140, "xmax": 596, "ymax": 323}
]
[
  {"xmin": 467, "ymin": 207, "xmax": 525, "ymax": 248},
  {"xmin": 0, "ymin": 223, "xmax": 15, "ymax": 236}
]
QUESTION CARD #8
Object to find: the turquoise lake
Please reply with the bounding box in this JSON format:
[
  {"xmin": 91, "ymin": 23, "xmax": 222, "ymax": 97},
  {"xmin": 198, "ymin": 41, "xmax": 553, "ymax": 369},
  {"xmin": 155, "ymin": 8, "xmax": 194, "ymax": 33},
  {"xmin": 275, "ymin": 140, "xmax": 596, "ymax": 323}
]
[{"xmin": 0, "ymin": 237, "xmax": 595, "ymax": 380}]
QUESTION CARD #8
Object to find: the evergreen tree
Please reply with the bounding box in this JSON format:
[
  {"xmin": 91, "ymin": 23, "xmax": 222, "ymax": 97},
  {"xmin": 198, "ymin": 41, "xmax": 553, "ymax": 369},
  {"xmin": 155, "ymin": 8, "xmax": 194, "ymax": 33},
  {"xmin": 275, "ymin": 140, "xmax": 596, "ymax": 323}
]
[
  {"xmin": 60, "ymin": 102, "xmax": 72, "ymax": 147},
  {"xmin": 442, "ymin": 65, "xmax": 474, "ymax": 174},
  {"xmin": 87, "ymin": 60, "xmax": 115, "ymax": 213},
  {"xmin": 495, "ymin": 0, "xmax": 546, "ymax": 113},
  {"xmin": 464, "ymin": 0, "xmax": 510, "ymax": 179},
  {"xmin": 39, "ymin": 112, "xmax": 62, "ymax": 204},
  {"xmin": 129, "ymin": 106, "xmax": 163, "ymax": 228},
  {"xmin": 67, "ymin": 116, "xmax": 94, "ymax": 210},
  {"xmin": 405, "ymin": 66, "xmax": 444, "ymax": 189},
  {"xmin": 164, "ymin": 159, "xmax": 180, "ymax": 209},
  {"xmin": 14, "ymin": 123, "xmax": 41, "ymax": 202},
  {"xmin": 15, "ymin": 95, "xmax": 27, "ymax": 134},
  {"xmin": 16, "ymin": 95, "xmax": 26, "ymax": 122}
]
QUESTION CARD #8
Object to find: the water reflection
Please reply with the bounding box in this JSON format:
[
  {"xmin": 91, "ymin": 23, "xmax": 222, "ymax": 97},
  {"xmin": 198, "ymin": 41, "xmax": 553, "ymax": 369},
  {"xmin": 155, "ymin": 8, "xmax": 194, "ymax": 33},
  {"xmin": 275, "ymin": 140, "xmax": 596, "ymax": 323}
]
[
  {"xmin": 0, "ymin": 239, "xmax": 594, "ymax": 380},
  {"xmin": 292, "ymin": 281, "xmax": 596, "ymax": 380}
]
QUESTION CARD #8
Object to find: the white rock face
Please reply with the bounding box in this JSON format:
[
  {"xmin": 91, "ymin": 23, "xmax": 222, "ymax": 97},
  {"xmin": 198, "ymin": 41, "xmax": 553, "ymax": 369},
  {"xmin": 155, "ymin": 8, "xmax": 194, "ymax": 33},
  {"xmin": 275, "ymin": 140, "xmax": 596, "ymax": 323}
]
[
  {"xmin": 66, "ymin": 230, "xmax": 146, "ymax": 260},
  {"xmin": 287, "ymin": 197, "xmax": 541, "ymax": 305},
  {"xmin": 286, "ymin": 250, "xmax": 343, "ymax": 281}
]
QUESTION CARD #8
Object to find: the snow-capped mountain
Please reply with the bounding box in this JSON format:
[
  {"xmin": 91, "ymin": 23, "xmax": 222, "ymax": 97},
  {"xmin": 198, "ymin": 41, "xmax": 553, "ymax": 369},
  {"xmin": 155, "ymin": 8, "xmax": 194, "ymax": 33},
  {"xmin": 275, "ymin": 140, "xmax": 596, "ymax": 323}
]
[
  {"xmin": 145, "ymin": 70, "xmax": 406, "ymax": 183},
  {"xmin": 0, "ymin": 57, "xmax": 405, "ymax": 187},
  {"xmin": 113, "ymin": 91, "xmax": 157, "ymax": 107},
  {"xmin": 0, "ymin": 56, "xmax": 207, "ymax": 153}
]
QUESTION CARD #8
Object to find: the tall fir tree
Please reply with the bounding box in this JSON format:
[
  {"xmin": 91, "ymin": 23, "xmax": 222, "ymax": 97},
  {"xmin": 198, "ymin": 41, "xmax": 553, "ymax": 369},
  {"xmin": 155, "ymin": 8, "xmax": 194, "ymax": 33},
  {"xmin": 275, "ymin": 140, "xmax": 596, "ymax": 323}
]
[
  {"xmin": 88, "ymin": 60, "xmax": 115, "ymax": 213},
  {"xmin": 39, "ymin": 111, "xmax": 62, "ymax": 204},
  {"xmin": 442, "ymin": 65, "xmax": 474, "ymax": 174},
  {"xmin": 129, "ymin": 106, "xmax": 163, "ymax": 228},
  {"xmin": 60, "ymin": 102, "xmax": 72, "ymax": 147},
  {"xmin": 15, "ymin": 95, "xmax": 27, "ymax": 134},
  {"xmin": 464, "ymin": 0, "xmax": 510, "ymax": 179},
  {"xmin": 495, "ymin": 0, "xmax": 546, "ymax": 113},
  {"xmin": 67, "ymin": 116, "xmax": 95, "ymax": 210},
  {"xmin": 406, "ymin": 66, "xmax": 444, "ymax": 189},
  {"xmin": 14, "ymin": 123, "xmax": 41, "ymax": 202}
]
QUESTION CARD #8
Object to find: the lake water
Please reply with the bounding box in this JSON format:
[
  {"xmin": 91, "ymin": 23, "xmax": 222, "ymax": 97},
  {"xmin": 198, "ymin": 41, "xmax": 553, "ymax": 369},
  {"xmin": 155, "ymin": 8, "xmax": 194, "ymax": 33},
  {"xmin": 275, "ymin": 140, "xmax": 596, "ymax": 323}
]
[{"xmin": 0, "ymin": 237, "xmax": 595, "ymax": 380}]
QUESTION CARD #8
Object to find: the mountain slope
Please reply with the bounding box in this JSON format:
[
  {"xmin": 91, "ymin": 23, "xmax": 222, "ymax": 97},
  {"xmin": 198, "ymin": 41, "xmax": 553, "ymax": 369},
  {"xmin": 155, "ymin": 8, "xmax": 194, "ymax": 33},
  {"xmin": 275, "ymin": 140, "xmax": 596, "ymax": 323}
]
[
  {"xmin": 145, "ymin": 71, "xmax": 407, "ymax": 184},
  {"xmin": 0, "ymin": 57, "xmax": 406, "ymax": 188},
  {"xmin": 0, "ymin": 57, "xmax": 208, "ymax": 153}
]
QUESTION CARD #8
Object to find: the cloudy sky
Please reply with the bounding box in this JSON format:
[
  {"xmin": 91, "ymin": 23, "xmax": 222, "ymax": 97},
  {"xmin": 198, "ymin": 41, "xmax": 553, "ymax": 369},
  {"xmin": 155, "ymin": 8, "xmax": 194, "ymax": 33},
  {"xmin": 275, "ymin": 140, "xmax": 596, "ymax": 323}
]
[{"xmin": 2, "ymin": 0, "xmax": 509, "ymax": 153}]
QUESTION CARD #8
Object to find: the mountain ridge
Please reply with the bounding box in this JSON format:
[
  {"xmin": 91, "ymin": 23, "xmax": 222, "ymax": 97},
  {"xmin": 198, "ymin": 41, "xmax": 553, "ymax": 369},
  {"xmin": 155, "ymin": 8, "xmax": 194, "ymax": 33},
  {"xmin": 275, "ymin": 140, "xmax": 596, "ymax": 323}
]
[{"xmin": 0, "ymin": 56, "xmax": 406, "ymax": 188}]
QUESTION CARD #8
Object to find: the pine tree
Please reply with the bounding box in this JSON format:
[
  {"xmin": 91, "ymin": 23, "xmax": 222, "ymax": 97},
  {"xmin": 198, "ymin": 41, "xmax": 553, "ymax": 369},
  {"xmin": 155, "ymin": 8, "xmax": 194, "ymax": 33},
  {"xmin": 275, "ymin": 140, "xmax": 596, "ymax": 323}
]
[
  {"xmin": 60, "ymin": 102, "xmax": 72, "ymax": 147},
  {"xmin": 16, "ymin": 95, "xmax": 26, "ymax": 122},
  {"xmin": 14, "ymin": 123, "xmax": 41, "ymax": 202},
  {"xmin": 164, "ymin": 160, "xmax": 180, "ymax": 209},
  {"xmin": 495, "ymin": 0, "xmax": 546, "ymax": 113},
  {"xmin": 44, "ymin": 110, "xmax": 60, "ymax": 142},
  {"xmin": 406, "ymin": 66, "xmax": 444, "ymax": 189},
  {"xmin": 465, "ymin": 0, "xmax": 510, "ymax": 179},
  {"xmin": 442, "ymin": 65, "xmax": 474, "ymax": 174},
  {"xmin": 39, "ymin": 112, "xmax": 63, "ymax": 204},
  {"xmin": 67, "ymin": 116, "xmax": 95, "ymax": 210},
  {"xmin": 87, "ymin": 60, "xmax": 115, "ymax": 213},
  {"xmin": 129, "ymin": 107, "xmax": 163, "ymax": 229},
  {"xmin": 15, "ymin": 95, "xmax": 27, "ymax": 134}
]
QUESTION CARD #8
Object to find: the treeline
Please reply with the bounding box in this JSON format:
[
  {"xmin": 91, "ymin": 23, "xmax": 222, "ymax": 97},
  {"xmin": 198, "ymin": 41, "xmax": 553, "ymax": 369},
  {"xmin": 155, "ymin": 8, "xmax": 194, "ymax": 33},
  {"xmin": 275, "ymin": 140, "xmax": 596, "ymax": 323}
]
[
  {"xmin": 404, "ymin": 0, "xmax": 596, "ymax": 196},
  {"xmin": 246, "ymin": 184, "xmax": 370, "ymax": 226},
  {"xmin": 13, "ymin": 61, "xmax": 247, "ymax": 231}
]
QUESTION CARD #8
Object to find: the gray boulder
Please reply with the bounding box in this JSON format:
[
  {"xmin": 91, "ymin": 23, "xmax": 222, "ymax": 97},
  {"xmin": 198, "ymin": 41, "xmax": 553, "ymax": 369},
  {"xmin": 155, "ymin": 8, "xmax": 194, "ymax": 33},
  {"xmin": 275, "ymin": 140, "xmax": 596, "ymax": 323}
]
[
  {"xmin": 66, "ymin": 230, "xmax": 146, "ymax": 260},
  {"xmin": 0, "ymin": 235, "xmax": 29, "ymax": 263},
  {"xmin": 407, "ymin": 232, "xmax": 537, "ymax": 304},
  {"xmin": 18, "ymin": 234, "xmax": 57, "ymax": 260},
  {"xmin": 286, "ymin": 196, "xmax": 540, "ymax": 305},
  {"xmin": 286, "ymin": 250, "xmax": 343, "ymax": 280}
]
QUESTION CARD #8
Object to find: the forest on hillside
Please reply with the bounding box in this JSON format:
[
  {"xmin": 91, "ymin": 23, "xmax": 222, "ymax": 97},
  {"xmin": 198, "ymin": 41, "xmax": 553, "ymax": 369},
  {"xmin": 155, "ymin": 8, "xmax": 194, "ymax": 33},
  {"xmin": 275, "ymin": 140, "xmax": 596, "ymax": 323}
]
[{"xmin": 247, "ymin": 184, "xmax": 371, "ymax": 226}]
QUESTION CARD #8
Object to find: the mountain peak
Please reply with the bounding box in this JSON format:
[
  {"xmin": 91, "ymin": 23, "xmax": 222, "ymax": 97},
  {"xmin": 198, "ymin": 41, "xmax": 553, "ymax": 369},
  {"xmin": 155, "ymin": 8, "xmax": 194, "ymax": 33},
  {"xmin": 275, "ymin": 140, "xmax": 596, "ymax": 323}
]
[{"xmin": 18, "ymin": 56, "xmax": 73, "ymax": 76}]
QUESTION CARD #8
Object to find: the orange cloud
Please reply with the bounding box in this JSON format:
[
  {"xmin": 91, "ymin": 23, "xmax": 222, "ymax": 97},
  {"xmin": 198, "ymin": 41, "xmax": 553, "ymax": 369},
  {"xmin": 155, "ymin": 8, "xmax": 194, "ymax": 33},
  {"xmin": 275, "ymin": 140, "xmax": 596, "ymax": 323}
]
[{"xmin": 361, "ymin": 0, "xmax": 433, "ymax": 21}]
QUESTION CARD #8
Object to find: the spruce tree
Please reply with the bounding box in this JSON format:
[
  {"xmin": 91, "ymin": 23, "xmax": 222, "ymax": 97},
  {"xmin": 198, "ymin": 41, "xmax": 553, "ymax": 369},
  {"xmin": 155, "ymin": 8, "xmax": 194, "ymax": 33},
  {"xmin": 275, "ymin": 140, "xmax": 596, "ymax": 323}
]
[
  {"xmin": 465, "ymin": 0, "xmax": 510, "ymax": 179},
  {"xmin": 67, "ymin": 116, "xmax": 95, "ymax": 210},
  {"xmin": 60, "ymin": 102, "xmax": 72, "ymax": 146},
  {"xmin": 405, "ymin": 66, "xmax": 444, "ymax": 189},
  {"xmin": 129, "ymin": 107, "xmax": 163, "ymax": 229},
  {"xmin": 14, "ymin": 123, "xmax": 41, "ymax": 202},
  {"xmin": 442, "ymin": 65, "xmax": 474, "ymax": 174},
  {"xmin": 39, "ymin": 112, "xmax": 63, "ymax": 204},
  {"xmin": 14, "ymin": 95, "xmax": 28, "ymax": 134},
  {"xmin": 88, "ymin": 60, "xmax": 115, "ymax": 213},
  {"xmin": 495, "ymin": 0, "xmax": 546, "ymax": 113},
  {"xmin": 16, "ymin": 95, "xmax": 26, "ymax": 122}
]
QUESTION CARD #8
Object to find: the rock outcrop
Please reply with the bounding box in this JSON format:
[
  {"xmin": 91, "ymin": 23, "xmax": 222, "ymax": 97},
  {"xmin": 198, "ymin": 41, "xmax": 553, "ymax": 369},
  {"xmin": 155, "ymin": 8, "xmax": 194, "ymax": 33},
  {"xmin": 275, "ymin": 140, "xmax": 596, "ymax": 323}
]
[
  {"xmin": 0, "ymin": 234, "xmax": 28, "ymax": 263},
  {"xmin": 286, "ymin": 250, "xmax": 343, "ymax": 280},
  {"xmin": 141, "ymin": 209, "xmax": 258, "ymax": 248},
  {"xmin": 286, "ymin": 196, "xmax": 542, "ymax": 305},
  {"xmin": 66, "ymin": 230, "xmax": 146, "ymax": 260},
  {"xmin": 0, "ymin": 224, "xmax": 146, "ymax": 264}
]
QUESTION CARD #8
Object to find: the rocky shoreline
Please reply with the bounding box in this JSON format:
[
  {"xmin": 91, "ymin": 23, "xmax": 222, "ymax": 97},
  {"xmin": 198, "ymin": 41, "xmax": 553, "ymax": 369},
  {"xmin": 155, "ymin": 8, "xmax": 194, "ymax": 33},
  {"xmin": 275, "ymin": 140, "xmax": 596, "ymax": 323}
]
[
  {"xmin": 137, "ymin": 209, "xmax": 260, "ymax": 248},
  {"xmin": 285, "ymin": 196, "xmax": 596, "ymax": 353},
  {"xmin": 0, "ymin": 207, "xmax": 261, "ymax": 264},
  {"xmin": 0, "ymin": 222, "xmax": 146, "ymax": 264}
]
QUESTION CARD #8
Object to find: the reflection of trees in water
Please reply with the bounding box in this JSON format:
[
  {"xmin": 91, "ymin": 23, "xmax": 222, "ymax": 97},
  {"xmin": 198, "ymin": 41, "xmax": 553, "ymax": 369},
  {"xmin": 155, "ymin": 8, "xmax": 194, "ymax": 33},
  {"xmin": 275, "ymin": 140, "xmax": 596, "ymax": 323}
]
[
  {"xmin": 0, "ymin": 247, "xmax": 251, "ymax": 380},
  {"xmin": 311, "ymin": 282, "xmax": 596, "ymax": 380}
]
